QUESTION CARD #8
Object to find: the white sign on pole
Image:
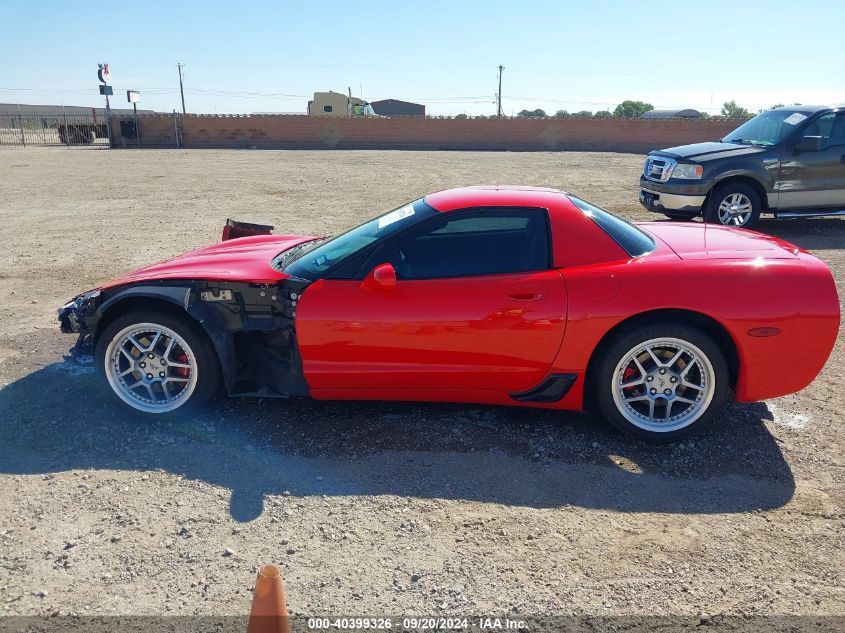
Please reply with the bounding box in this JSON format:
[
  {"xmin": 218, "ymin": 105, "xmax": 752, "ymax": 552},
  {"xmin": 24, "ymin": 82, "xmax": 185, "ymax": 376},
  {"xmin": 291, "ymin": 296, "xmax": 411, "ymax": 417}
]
[{"xmin": 127, "ymin": 90, "xmax": 141, "ymax": 104}]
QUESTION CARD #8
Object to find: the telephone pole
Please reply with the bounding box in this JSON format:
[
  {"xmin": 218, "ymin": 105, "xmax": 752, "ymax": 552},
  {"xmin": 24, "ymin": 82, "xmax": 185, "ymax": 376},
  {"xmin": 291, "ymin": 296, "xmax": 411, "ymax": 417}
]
[
  {"xmin": 496, "ymin": 65, "xmax": 504, "ymax": 117},
  {"xmin": 176, "ymin": 62, "xmax": 186, "ymax": 114}
]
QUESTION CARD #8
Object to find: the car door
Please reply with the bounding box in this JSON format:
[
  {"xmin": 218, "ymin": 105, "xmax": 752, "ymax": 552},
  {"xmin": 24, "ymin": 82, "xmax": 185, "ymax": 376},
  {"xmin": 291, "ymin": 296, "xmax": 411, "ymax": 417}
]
[
  {"xmin": 778, "ymin": 112, "xmax": 845, "ymax": 208},
  {"xmin": 295, "ymin": 207, "xmax": 567, "ymax": 393}
]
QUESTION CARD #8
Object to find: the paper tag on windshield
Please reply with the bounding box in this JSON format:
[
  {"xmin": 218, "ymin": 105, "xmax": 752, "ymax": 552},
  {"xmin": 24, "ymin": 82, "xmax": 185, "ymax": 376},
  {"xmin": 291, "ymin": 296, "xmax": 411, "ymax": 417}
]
[
  {"xmin": 783, "ymin": 113, "xmax": 807, "ymax": 125},
  {"xmin": 378, "ymin": 203, "xmax": 415, "ymax": 229}
]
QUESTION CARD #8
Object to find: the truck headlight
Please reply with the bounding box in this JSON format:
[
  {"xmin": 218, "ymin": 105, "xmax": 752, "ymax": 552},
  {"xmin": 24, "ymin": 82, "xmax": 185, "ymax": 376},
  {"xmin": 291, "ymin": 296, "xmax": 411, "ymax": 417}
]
[{"xmin": 671, "ymin": 164, "xmax": 704, "ymax": 179}]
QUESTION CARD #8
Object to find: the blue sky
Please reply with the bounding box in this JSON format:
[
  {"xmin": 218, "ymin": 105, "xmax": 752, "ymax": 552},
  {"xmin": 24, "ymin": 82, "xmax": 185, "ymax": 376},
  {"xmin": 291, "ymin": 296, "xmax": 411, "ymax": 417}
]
[{"xmin": 2, "ymin": 0, "xmax": 843, "ymax": 116}]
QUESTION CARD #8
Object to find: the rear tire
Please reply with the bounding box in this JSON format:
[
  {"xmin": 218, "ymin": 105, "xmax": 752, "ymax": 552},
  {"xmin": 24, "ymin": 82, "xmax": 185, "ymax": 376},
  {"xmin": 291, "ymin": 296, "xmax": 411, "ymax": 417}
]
[
  {"xmin": 592, "ymin": 322, "xmax": 729, "ymax": 442},
  {"xmin": 704, "ymin": 182, "xmax": 761, "ymax": 229},
  {"xmin": 95, "ymin": 311, "xmax": 220, "ymax": 416}
]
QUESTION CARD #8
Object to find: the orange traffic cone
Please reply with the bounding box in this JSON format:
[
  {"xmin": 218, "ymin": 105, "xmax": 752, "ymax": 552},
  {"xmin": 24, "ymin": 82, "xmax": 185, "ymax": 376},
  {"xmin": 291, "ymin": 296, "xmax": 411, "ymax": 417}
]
[{"xmin": 247, "ymin": 564, "xmax": 291, "ymax": 633}]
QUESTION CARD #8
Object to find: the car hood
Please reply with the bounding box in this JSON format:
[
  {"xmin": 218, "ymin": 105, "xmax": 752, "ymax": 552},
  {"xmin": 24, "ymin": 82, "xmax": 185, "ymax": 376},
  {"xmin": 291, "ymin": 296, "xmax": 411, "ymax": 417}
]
[
  {"xmin": 640, "ymin": 222, "xmax": 803, "ymax": 260},
  {"xmin": 99, "ymin": 234, "xmax": 318, "ymax": 288},
  {"xmin": 651, "ymin": 141, "xmax": 768, "ymax": 162}
]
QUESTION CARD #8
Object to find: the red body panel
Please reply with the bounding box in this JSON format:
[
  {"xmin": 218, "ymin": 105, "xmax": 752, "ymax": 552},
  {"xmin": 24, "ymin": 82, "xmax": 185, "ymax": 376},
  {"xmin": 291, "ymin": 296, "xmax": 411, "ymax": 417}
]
[
  {"xmin": 99, "ymin": 234, "xmax": 315, "ymax": 288},
  {"xmin": 296, "ymin": 270, "xmax": 567, "ymax": 392},
  {"xmin": 92, "ymin": 186, "xmax": 839, "ymax": 411}
]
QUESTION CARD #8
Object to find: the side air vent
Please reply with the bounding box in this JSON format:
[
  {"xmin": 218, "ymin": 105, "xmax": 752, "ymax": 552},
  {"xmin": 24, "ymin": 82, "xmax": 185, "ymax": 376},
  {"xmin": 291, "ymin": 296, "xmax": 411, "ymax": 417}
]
[{"xmin": 510, "ymin": 373, "xmax": 578, "ymax": 403}]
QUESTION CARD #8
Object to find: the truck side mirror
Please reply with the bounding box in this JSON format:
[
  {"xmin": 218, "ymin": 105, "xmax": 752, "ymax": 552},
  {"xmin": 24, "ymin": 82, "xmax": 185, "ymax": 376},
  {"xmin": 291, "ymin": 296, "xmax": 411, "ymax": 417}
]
[
  {"xmin": 361, "ymin": 262, "xmax": 397, "ymax": 291},
  {"xmin": 794, "ymin": 135, "xmax": 824, "ymax": 153}
]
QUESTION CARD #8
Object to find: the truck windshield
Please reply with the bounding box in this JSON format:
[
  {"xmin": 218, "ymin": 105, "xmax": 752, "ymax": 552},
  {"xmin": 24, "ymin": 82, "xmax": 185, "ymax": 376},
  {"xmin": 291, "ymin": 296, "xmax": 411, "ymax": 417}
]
[
  {"xmin": 723, "ymin": 110, "xmax": 810, "ymax": 147},
  {"xmin": 277, "ymin": 198, "xmax": 436, "ymax": 279}
]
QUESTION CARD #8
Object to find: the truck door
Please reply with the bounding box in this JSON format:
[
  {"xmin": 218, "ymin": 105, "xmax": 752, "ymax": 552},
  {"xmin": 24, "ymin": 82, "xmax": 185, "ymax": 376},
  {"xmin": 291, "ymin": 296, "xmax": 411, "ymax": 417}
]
[{"xmin": 778, "ymin": 112, "xmax": 845, "ymax": 209}]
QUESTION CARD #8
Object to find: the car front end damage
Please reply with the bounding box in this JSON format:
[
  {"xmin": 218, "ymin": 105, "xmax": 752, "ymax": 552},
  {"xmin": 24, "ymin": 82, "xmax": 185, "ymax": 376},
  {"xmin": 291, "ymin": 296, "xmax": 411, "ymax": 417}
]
[
  {"xmin": 58, "ymin": 289, "xmax": 102, "ymax": 362},
  {"xmin": 58, "ymin": 276, "xmax": 314, "ymax": 398}
]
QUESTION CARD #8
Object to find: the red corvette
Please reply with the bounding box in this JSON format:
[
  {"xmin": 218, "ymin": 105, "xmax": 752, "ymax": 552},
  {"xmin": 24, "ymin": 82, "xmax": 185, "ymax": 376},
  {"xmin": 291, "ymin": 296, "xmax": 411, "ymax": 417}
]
[{"xmin": 59, "ymin": 186, "xmax": 839, "ymax": 441}]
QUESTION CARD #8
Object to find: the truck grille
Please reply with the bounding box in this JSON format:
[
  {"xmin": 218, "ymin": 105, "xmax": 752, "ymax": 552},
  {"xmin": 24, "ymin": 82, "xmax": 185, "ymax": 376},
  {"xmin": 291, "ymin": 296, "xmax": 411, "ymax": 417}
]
[{"xmin": 644, "ymin": 156, "xmax": 675, "ymax": 182}]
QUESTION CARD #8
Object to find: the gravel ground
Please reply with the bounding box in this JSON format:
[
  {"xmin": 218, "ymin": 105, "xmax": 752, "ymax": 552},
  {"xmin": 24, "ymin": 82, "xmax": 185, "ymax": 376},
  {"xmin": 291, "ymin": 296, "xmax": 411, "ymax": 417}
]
[{"xmin": 0, "ymin": 148, "xmax": 843, "ymax": 621}]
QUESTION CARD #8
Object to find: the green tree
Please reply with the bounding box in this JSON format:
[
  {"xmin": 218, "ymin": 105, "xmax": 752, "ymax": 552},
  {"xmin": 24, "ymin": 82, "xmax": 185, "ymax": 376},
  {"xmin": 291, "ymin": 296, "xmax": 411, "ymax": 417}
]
[
  {"xmin": 613, "ymin": 100, "xmax": 654, "ymax": 118},
  {"xmin": 594, "ymin": 110, "xmax": 612, "ymax": 118},
  {"xmin": 553, "ymin": 110, "xmax": 570, "ymax": 118},
  {"xmin": 721, "ymin": 100, "xmax": 750, "ymax": 118},
  {"xmin": 574, "ymin": 110, "xmax": 593, "ymax": 118},
  {"xmin": 518, "ymin": 108, "xmax": 547, "ymax": 118},
  {"xmin": 454, "ymin": 113, "xmax": 468, "ymax": 119}
]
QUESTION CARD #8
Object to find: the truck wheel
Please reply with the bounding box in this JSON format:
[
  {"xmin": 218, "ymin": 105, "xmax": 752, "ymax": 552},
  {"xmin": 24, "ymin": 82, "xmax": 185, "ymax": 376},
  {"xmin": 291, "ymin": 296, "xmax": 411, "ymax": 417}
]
[{"xmin": 704, "ymin": 183, "xmax": 761, "ymax": 229}]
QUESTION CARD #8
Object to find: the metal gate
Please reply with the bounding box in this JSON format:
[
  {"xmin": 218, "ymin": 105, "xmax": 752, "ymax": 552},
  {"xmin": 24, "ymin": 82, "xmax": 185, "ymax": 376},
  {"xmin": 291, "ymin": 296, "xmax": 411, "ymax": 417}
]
[{"xmin": 0, "ymin": 110, "xmax": 110, "ymax": 148}]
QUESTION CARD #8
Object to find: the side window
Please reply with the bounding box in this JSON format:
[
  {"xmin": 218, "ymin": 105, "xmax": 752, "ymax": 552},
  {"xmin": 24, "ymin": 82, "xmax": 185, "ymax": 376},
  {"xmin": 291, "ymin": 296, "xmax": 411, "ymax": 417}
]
[
  {"xmin": 828, "ymin": 113, "xmax": 845, "ymax": 147},
  {"xmin": 323, "ymin": 105, "xmax": 333, "ymax": 113},
  {"xmin": 362, "ymin": 208, "xmax": 550, "ymax": 280},
  {"xmin": 803, "ymin": 113, "xmax": 834, "ymax": 141}
]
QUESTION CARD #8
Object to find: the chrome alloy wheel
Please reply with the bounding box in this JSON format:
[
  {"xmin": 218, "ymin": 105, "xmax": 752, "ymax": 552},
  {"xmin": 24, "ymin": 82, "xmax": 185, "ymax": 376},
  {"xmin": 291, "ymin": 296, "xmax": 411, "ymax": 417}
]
[
  {"xmin": 611, "ymin": 337, "xmax": 715, "ymax": 433},
  {"xmin": 104, "ymin": 323, "xmax": 198, "ymax": 413},
  {"xmin": 717, "ymin": 192, "xmax": 753, "ymax": 226}
]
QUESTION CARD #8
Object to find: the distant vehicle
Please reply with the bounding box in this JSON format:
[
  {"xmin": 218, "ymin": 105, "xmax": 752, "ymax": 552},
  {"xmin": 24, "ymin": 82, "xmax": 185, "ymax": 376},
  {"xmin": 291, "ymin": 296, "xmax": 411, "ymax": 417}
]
[
  {"xmin": 58, "ymin": 186, "xmax": 839, "ymax": 442},
  {"xmin": 57, "ymin": 121, "xmax": 108, "ymax": 144},
  {"xmin": 307, "ymin": 91, "xmax": 376, "ymax": 117},
  {"xmin": 640, "ymin": 105, "xmax": 845, "ymax": 228}
]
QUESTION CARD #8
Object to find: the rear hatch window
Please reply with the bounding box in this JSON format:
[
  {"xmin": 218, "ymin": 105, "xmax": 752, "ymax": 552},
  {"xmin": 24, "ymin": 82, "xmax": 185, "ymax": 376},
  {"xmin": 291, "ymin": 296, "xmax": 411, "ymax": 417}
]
[{"xmin": 567, "ymin": 195, "xmax": 656, "ymax": 257}]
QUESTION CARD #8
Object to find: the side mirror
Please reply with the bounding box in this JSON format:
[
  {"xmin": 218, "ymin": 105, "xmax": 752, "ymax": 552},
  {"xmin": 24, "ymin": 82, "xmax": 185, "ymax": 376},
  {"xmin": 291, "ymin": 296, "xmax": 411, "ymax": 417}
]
[
  {"xmin": 361, "ymin": 262, "xmax": 397, "ymax": 291},
  {"xmin": 794, "ymin": 135, "xmax": 824, "ymax": 153}
]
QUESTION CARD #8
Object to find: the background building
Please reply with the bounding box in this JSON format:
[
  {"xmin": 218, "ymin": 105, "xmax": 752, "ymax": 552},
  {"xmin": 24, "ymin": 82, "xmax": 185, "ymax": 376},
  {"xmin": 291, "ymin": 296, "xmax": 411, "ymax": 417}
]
[{"xmin": 641, "ymin": 108, "xmax": 703, "ymax": 119}]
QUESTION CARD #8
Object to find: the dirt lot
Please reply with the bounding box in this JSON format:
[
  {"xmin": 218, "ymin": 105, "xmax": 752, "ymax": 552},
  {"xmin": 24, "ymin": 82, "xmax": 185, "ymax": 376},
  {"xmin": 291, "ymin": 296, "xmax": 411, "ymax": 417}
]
[{"xmin": 0, "ymin": 148, "xmax": 843, "ymax": 622}]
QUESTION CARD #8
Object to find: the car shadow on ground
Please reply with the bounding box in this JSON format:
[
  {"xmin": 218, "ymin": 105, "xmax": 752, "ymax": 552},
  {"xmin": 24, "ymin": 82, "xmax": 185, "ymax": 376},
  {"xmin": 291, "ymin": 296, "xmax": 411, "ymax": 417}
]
[{"xmin": 0, "ymin": 363, "xmax": 795, "ymax": 522}]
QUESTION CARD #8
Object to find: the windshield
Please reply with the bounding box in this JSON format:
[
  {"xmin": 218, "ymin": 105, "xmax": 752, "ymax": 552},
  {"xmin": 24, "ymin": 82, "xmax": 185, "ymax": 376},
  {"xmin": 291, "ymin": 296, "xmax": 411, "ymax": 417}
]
[
  {"xmin": 723, "ymin": 109, "xmax": 810, "ymax": 146},
  {"xmin": 277, "ymin": 198, "xmax": 436, "ymax": 279}
]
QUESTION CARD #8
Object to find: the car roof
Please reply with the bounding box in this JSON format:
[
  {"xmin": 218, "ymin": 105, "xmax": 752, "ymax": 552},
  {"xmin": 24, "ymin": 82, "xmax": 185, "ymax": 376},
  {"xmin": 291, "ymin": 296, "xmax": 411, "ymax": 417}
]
[
  {"xmin": 423, "ymin": 186, "xmax": 637, "ymax": 268},
  {"xmin": 424, "ymin": 185, "xmax": 571, "ymax": 212},
  {"xmin": 770, "ymin": 104, "xmax": 834, "ymax": 114}
]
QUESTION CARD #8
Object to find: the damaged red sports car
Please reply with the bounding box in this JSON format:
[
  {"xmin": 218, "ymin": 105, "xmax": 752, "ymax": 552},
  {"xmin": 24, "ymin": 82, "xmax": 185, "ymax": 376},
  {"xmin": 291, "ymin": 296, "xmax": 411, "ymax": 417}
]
[{"xmin": 59, "ymin": 186, "xmax": 839, "ymax": 441}]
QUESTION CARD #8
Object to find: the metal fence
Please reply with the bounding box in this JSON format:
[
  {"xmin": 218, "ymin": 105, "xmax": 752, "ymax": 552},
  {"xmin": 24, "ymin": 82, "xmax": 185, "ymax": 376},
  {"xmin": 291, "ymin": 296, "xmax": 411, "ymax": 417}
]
[{"xmin": 0, "ymin": 111, "xmax": 110, "ymax": 148}]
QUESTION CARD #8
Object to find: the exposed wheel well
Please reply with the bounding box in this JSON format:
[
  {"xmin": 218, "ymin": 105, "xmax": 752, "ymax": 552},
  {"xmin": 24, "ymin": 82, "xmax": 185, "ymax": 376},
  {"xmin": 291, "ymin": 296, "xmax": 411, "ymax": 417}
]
[
  {"xmin": 95, "ymin": 296, "xmax": 199, "ymax": 342},
  {"xmin": 584, "ymin": 308, "xmax": 739, "ymax": 403},
  {"xmin": 709, "ymin": 176, "xmax": 769, "ymax": 211}
]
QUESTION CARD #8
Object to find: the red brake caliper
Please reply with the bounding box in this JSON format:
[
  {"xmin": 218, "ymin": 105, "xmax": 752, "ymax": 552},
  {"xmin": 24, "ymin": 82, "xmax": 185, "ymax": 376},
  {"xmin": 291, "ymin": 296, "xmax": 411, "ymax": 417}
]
[
  {"xmin": 622, "ymin": 366, "xmax": 636, "ymax": 393},
  {"xmin": 175, "ymin": 353, "xmax": 190, "ymax": 378}
]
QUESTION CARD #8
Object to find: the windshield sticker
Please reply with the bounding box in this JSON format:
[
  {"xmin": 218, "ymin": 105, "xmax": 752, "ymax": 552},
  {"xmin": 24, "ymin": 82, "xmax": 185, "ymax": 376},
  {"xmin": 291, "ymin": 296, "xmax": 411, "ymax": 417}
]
[
  {"xmin": 783, "ymin": 113, "xmax": 807, "ymax": 125},
  {"xmin": 377, "ymin": 203, "xmax": 415, "ymax": 229}
]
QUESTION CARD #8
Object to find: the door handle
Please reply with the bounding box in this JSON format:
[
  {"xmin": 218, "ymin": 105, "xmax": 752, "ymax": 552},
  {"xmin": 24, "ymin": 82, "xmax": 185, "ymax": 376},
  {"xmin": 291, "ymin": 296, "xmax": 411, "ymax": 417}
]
[{"xmin": 508, "ymin": 290, "xmax": 545, "ymax": 301}]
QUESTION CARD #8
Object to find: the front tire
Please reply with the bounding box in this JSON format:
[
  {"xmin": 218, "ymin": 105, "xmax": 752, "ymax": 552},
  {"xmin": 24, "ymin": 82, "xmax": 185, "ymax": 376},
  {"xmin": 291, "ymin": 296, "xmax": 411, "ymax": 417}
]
[
  {"xmin": 592, "ymin": 323, "xmax": 729, "ymax": 442},
  {"xmin": 704, "ymin": 182, "xmax": 761, "ymax": 229},
  {"xmin": 95, "ymin": 311, "xmax": 220, "ymax": 415}
]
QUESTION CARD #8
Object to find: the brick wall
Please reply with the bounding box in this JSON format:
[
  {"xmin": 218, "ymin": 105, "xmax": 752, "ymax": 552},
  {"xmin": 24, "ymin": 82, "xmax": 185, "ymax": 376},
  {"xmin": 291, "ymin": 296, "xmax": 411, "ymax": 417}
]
[{"xmin": 111, "ymin": 114, "xmax": 742, "ymax": 153}]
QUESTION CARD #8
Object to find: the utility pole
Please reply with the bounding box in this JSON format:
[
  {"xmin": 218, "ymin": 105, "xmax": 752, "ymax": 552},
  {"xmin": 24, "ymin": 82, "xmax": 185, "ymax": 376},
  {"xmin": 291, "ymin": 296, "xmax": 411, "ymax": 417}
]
[
  {"xmin": 496, "ymin": 65, "xmax": 504, "ymax": 117},
  {"xmin": 177, "ymin": 62, "xmax": 186, "ymax": 114}
]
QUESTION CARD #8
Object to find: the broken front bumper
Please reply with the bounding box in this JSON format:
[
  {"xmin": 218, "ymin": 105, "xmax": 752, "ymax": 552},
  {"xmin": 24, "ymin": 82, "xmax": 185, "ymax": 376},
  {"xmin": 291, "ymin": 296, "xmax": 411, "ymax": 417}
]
[{"xmin": 58, "ymin": 289, "xmax": 101, "ymax": 364}]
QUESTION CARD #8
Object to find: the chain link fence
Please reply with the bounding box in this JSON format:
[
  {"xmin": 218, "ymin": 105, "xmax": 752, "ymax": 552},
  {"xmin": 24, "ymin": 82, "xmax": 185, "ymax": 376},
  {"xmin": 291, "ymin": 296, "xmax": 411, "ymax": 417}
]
[{"xmin": 0, "ymin": 110, "xmax": 110, "ymax": 148}]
